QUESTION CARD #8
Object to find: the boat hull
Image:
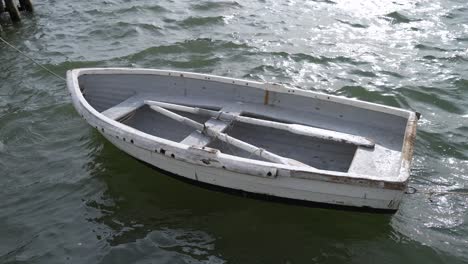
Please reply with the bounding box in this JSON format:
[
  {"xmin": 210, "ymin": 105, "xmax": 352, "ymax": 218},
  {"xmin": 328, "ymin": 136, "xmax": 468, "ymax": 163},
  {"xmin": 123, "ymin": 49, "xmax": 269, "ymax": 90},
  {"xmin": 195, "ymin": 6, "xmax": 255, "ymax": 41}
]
[{"xmin": 102, "ymin": 133, "xmax": 404, "ymax": 211}]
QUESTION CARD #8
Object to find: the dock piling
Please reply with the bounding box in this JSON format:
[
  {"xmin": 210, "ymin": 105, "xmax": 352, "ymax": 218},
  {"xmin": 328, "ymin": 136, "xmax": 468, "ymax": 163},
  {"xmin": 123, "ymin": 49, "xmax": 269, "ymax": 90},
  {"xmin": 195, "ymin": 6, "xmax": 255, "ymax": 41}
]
[
  {"xmin": 0, "ymin": 0, "xmax": 34, "ymax": 23},
  {"xmin": 5, "ymin": 0, "xmax": 21, "ymax": 22},
  {"xmin": 19, "ymin": 0, "xmax": 33, "ymax": 12}
]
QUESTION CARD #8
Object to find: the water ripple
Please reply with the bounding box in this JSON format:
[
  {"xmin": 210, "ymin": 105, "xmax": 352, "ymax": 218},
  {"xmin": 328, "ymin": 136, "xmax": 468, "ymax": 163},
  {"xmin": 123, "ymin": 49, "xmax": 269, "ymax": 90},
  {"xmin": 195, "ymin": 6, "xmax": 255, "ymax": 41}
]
[
  {"xmin": 177, "ymin": 16, "xmax": 225, "ymax": 28},
  {"xmin": 1, "ymin": 0, "xmax": 468, "ymax": 263},
  {"xmin": 385, "ymin": 11, "xmax": 414, "ymax": 24},
  {"xmin": 190, "ymin": 1, "xmax": 242, "ymax": 11}
]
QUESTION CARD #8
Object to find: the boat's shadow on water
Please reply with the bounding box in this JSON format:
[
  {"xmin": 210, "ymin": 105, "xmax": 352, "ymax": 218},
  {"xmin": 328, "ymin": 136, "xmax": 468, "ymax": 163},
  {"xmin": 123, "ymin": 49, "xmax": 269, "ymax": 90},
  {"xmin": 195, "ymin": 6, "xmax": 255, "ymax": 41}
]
[{"xmin": 84, "ymin": 132, "xmax": 396, "ymax": 263}]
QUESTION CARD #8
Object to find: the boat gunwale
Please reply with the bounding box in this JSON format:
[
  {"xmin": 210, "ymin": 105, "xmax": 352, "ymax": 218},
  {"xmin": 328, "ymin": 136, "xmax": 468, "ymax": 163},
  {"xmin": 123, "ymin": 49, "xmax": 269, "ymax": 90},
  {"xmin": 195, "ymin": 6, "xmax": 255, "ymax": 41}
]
[
  {"xmin": 73, "ymin": 67, "xmax": 414, "ymax": 118},
  {"xmin": 67, "ymin": 68, "xmax": 416, "ymax": 189}
]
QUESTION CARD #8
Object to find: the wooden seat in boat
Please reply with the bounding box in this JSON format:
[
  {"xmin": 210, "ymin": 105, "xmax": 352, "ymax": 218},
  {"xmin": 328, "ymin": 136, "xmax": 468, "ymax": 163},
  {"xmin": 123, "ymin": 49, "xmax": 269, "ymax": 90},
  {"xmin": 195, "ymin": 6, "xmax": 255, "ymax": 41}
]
[{"xmin": 101, "ymin": 95, "xmax": 145, "ymax": 120}]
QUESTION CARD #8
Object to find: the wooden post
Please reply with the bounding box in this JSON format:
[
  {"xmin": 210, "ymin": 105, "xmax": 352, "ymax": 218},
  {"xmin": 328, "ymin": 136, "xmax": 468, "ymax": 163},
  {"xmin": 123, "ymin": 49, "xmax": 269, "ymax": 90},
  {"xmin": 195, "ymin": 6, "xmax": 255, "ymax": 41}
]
[
  {"xmin": 19, "ymin": 0, "xmax": 33, "ymax": 12},
  {"xmin": 5, "ymin": 0, "xmax": 21, "ymax": 22}
]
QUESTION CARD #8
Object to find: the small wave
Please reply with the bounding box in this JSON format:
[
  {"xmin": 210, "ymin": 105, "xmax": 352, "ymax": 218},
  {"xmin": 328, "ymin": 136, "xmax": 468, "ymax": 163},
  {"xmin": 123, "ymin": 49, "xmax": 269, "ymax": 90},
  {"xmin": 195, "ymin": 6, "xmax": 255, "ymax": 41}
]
[
  {"xmin": 89, "ymin": 24, "xmax": 140, "ymax": 39},
  {"xmin": 138, "ymin": 23, "xmax": 163, "ymax": 32},
  {"xmin": 447, "ymin": 129, "xmax": 468, "ymax": 153},
  {"xmin": 163, "ymin": 18, "xmax": 177, "ymax": 23},
  {"xmin": 290, "ymin": 53, "xmax": 328, "ymax": 64},
  {"xmin": 335, "ymin": 86, "xmax": 403, "ymax": 107},
  {"xmin": 84, "ymin": 4, "xmax": 167, "ymax": 16},
  {"xmin": 399, "ymin": 87, "xmax": 464, "ymax": 115},
  {"xmin": 127, "ymin": 38, "xmax": 250, "ymax": 61},
  {"xmin": 116, "ymin": 4, "xmax": 167, "ymax": 14},
  {"xmin": 48, "ymin": 60, "xmax": 104, "ymax": 72},
  {"xmin": 313, "ymin": 0, "xmax": 336, "ymax": 4},
  {"xmin": 177, "ymin": 16, "xmax": 225, "ymax": 27},
  {"xmin": 336, "ymin": 19, "xmax": 368, "ymax": 29},
  {"xmin": 325, "ymin": 55, "xmax": 368, "ymax": 65},
  {"xmin": 261, "ymin": 52, "xmax": 367, "ymax": 66},
  {"xmin": 444, "ymin": 7, "xmax": 468, "ymax": 19},
  {"xmin": 85, "ymin": 8, "xmax": 107, "ymax": 16},
  {"xmin": 349, "ymin": 69, "xmax": 377, "ymax": 78},
  {"xmin": 423, "ymin": 55, "xmax": 437, "ymax": 60},
  {"xmin": 249, "ymin": 65, "xmax": 284, "ymax": 74},
  {"xmin": 146, "ymin": 5, "xmax": 168, "ymax": 13},
  {"xmin": 414, "ymin": 44, "xmax": 447, "ymax": 52},
  {"xmin": 114, "ymin": 21, "xmax": 163, "ymax": 33},
  {"xmin": 454, "ymin": 79, "xmax": 468, "ymax": 92},
  {"xmin": 455, "ymin": 36, "xmax": 468, "ymax": 42},
  {"xmin": 191, "ymin": 1, "xmax": 242, "ymax": 11},
  {"xmin": 423, "ymin": 55, "xmax": 468, "ymax": 63},
  {"xmin": 169, "ymin": 57, "xmax": 221, "ymax": 68},
  {"xmin": 379, "ymin": 70, "xmax": 404, "ymax": 78},
  {"xmin": 385, "ymin": 11, "xmax": 412, "ymax": 24},
  {"xmin": 417, "ymin": 131, "xmax": 468, "ymax": 160},
  {"xmin": 456, "ymin": 126, "xmax": 468, "ymax": 132}
]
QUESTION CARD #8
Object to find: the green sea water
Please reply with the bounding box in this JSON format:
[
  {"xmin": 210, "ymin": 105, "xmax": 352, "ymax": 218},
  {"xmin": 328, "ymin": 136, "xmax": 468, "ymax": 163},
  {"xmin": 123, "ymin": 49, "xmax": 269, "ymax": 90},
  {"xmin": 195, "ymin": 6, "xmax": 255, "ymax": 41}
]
[{"xmin": 0, "ymin": 0, "xmax": 467, "ymax": 263}]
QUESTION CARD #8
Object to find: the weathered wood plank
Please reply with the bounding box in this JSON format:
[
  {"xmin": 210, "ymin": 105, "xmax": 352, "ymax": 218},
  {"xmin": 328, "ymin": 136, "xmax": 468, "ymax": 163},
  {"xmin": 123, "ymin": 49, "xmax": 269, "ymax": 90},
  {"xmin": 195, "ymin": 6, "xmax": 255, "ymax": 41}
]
[
  {"xmin": 101, "ymin": 95, "xmax": 145, "ymax": 120},
  {"xmin": 180, "ymin": 119, "xmax": 229, "ymax": 146}
]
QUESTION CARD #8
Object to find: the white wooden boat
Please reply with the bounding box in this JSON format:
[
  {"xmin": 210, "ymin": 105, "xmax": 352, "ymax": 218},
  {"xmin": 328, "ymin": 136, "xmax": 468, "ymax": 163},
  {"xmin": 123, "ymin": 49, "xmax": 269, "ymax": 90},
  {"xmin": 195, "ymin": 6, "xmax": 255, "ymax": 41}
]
[{"xmin": 67, "ymin": 68, "xmax": 418, "ymax": 211}]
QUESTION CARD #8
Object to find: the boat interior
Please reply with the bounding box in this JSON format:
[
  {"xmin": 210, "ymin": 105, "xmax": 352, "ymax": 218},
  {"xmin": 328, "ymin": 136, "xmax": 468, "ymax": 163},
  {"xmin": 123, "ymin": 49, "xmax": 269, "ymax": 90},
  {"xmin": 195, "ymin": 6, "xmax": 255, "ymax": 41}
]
[{"xmin": 77, "ymin": 73, "xmax": 409, "ymax": 177}]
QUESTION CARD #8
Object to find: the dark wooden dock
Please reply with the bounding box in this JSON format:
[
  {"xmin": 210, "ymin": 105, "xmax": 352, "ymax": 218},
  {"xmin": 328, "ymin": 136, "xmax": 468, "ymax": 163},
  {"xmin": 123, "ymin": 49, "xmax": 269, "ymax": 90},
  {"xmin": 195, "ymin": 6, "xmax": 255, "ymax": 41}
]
[{"xmin": 0, "ymin": 0, "xmax": 33, "ymax": 24}]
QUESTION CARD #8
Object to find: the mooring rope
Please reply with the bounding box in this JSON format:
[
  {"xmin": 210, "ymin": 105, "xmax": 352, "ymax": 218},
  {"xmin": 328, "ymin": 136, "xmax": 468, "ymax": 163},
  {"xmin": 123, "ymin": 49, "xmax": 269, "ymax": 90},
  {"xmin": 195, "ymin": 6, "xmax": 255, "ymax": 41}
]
[{"xmin": 0, "ymin": 36, "xmax": 66, "ymax": 81}]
